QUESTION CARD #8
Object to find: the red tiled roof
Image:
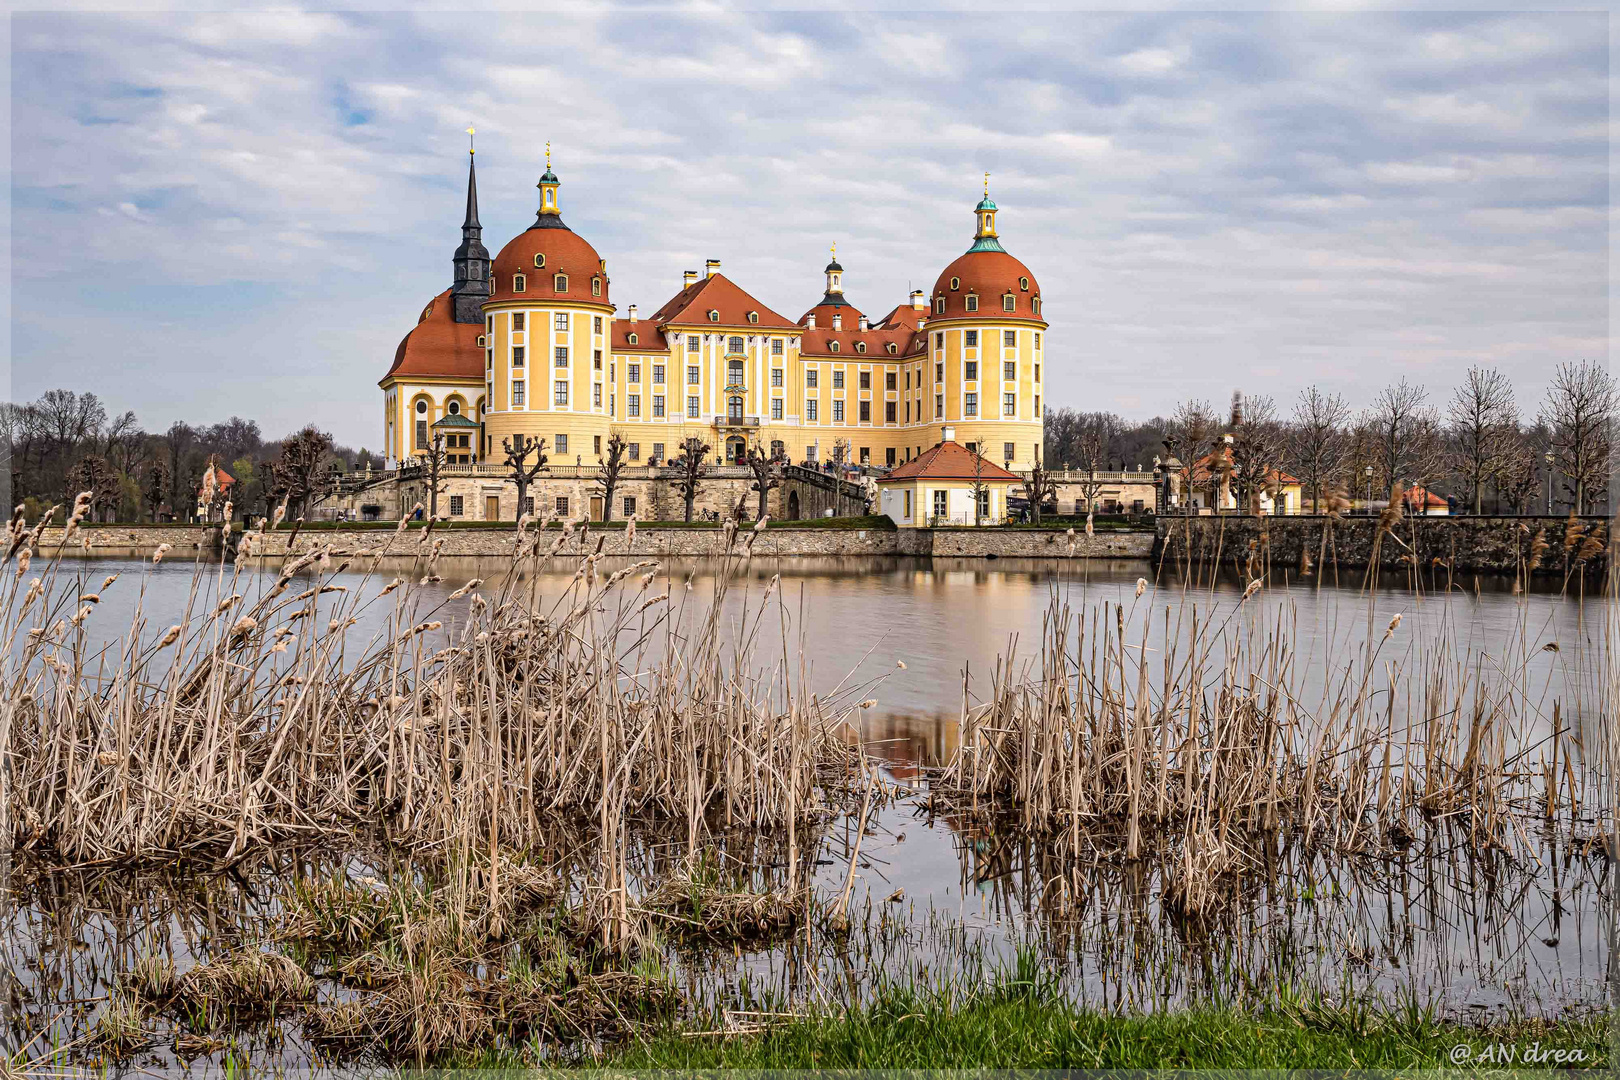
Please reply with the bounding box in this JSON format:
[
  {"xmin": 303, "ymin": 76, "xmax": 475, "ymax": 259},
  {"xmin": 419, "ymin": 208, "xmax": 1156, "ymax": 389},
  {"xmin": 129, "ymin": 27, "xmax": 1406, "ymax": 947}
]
[
  {"xmin": 879, "ymin": 441, "xmax": 1022, "ymax": 483},
  {"xmin": 872, "ymin": 303, "xmax": 925, "ymax": 332},
  {"xmin": 1404, "ymin": 485, "xmax": 1449, "ymax": 509},
  {"xmin": 612, "ymin": 319, "xmax": 667, "ymax": 352},
  {"xmin": 931, "ymin": 250, "xmax": 1044, "ymax": 323},
  {"xmin": 800, "ymin": 295, "xmax": 864, "ymax": 329},
  {"xmin": 799, "ymin": 324, "xmax": 915, "ymax": 359},
  {"xmin": 649, "ymin": 273, "xmax": 797, "ymax": 329},
  {"xmin": 1188, "ymin": 451, "xmax": 1300, "ymax": 487},
  {"xmin": 489, "ymin": 224, "xmax": 611, "ymax": 307},
  {"xmin": 198, "ymin": 464, "xmax": 235, "ymax": 494},
  {"xmin": 382, "ymin": 289, "xmax": 484, "ymax": 383}
]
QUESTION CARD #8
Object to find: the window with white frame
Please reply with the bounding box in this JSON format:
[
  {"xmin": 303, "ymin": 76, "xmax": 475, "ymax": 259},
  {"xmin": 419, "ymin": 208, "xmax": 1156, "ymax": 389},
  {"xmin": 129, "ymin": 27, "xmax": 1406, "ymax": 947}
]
[
  {"xmin": 513, "ymin": 347, "xmax": 525, "ymax": 367},
  {"xmin": 807, "ymin": 399, "xmax": 818, "ymax": 421},
  {"xmin": 513, "ymin": 381, "xmax": 526, "ymax": 406},
  {"xmin": 771, "ymin": 368, "xmax": 783, "ymax": 387},
  {"xmin": 556, "ymin": 434, "xmax": 568, "ymax": 455},
  {"xmin": 628, "ymin": 363, "xmax": 640, "ymax": 383},
  {"xmin": 832, "ymin": 400, "xmax": 845, "ymax": 422},
  {"xmin": 1003, "ymin": 393, "xmax": 1016, "ymax": 416},
  {"xmin": 653, "ymin": 395, "xmax": 665, "ymax": 417},
  {"xmin": 772, "ymin": 338, "xmax": 784, "ymax": 355},
  {"xmin": 687, "ymin": 395, "xmax": 700, "ymax": 418},
  {"xmin": 555, "ymin": 347, "xmax": 568, "ymax": 367},
  {"xmin": 554, "ymin": 312, "xmax": 568, "ymax": 330},
  {"xmin": 964, "ymin": 330, "xmax": 978, "ymax": 348},
  {"xmin": 653, "ymin": 364, "xmax": 665, "ymax": 384},
  {"xmin": 964, "ymin": 392, "xmax": 977, "ymax": 416},
  {"xmin": 771, "ymin": 398, "xmax": 783, "ymax": 420},
  {"xmin": 593, "ymin": 384, "xmax": 602, "ymax": 407},
  {"xmin": 554, "ymin": 381, "xmax": 568, "ymax": 405},
  {"xmin": 1004, "ymin": 361, "xmax": 1017, "ymax": 380},
  {"xmin": 627, "ymin": 393, "xmax": 640, "ymax": 417},
  {"xmin": 687, "ymin": 336, "xmax": 700, "ymax": 353},
  {"xmin": 687, "ymin": 365, "xmax": 700, "ymax": 384}
]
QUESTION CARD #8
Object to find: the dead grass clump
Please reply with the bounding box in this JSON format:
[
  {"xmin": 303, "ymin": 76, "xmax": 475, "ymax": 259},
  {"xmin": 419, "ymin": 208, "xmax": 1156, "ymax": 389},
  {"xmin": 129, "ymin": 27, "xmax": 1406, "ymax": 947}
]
[
  {"xmin": 278, "ymin": 876, "xmax": 396, "ymax": 948},
  {"xmin": 641, "ymin": 876, "xmax": 805, "ymax": 946},
  {"xmin": 124, "ymin": 954, "xmax": 177, "ymax": 1001},
  {"xmin": 172, "ymin": 951, "xmax": 315, "ymax": 1013},
  {"xmin": 90, "ymin": 998, "xmax": 151, "ymax": 1059}
]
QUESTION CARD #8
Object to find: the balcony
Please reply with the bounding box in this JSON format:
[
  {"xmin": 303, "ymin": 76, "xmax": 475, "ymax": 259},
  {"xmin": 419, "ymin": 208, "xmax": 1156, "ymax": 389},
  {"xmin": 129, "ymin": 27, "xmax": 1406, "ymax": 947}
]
[{"xmin": 714, "ymin": 414, "xmax": 761, "ymax": 429}]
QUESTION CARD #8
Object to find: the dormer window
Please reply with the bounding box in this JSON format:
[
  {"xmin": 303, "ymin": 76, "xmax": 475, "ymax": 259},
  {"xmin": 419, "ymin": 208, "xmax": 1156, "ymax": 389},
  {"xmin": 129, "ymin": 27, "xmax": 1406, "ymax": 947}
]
[
  {"xmin": 476, "ymin": 334, "xmax": 486, "ymax": 347},
  {"xmin": 554, "ymin": 274, "xmax": 569, "ymax": 292},
  {"xmin": 513, "ymin": 274, "xmax": 526, "ymax": 293},
  {"xmin": 534, "ymin": 254, "xmax": 546, "ymax": 268},
  {"xmin": 628, "ymin": 332, "xmax": 638, "ymax": 344},
  {"xmin": 1019, "ymin": 276, "xmax": 1030, "ymax": 291},
  {"xmin": 829, "ymin": 341, "xmax": 840, "ymax": 353},
  {"xmin": 1003, "ymin": 294, "xmax": 1016, "ymax": 312},
  {"xmin": 592, "ymin": 277, "xmax": 602, "ymax": 296},
  {"xmin": 934, "ymin": 297, "xmax": 945, "ymax": 314},
  {"xmin": 950, "ymin": 277, "xmax": 960, "ymax": 291},
  {"xmin": 708, "ymin": 310, "xmax": 720, "ymax": 322},
  {"xmin": 748, "ymin": 311, "xmax": 759, "ymax": 324},
  {"xmin": 855, "ymin": 341, "xmax": 866, "ymax": 354},
  {"xmin": 1033, "ymin": 296, "xmax": 1042, "ymax": 315},
  {"xmin": 965, "ymin": 295, "xmax": 979, "ymax": 312},
  {"xmin": 886, "ymin": 342, "xmax": 897, "ymax": 355}
]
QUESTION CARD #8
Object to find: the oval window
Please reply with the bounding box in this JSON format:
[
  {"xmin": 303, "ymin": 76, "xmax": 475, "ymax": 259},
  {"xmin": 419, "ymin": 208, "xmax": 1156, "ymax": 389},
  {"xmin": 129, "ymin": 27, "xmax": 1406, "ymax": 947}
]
[
  {"xmin": 950, "ymin": 277, "xmax": 960, "ymax": 291},
  {"xmin": 534, "ymin": 253, "xmax": 546, "ymax": 268},
  {"xmin": 1019, "ymin": 276, "xmax": 1030, "ymax": 291}
]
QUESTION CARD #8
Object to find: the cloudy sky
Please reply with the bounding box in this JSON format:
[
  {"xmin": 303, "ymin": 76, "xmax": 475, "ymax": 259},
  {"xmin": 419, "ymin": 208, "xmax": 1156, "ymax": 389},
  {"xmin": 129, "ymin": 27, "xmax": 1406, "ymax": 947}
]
[{"xmin": 10, "ymin": 9, "xmax": 1608, "ymax": 450}]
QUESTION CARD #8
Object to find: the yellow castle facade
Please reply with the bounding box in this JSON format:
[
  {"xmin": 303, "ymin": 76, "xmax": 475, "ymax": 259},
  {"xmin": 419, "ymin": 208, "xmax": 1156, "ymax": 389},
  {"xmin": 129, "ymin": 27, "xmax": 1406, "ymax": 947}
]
[{"xmin": 380, "ymin": 149, "xmax": 1048, "ymax": 477}]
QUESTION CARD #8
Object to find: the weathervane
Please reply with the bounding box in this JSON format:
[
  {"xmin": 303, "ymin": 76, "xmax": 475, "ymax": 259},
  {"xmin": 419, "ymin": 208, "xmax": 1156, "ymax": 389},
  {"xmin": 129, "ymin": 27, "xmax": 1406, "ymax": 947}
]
[
  {"xmin": 984, "ymin": 172, "xmax": 990, "ymax": 197},
  {"xmin": 466, "ymin": 126, "xmax": 475, "ymax": 155}
]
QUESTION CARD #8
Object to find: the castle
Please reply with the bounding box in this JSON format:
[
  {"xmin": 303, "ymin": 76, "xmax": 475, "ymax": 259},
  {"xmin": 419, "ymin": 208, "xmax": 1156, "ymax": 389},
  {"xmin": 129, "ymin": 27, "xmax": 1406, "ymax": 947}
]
[{"xmin": 379, "ymin": 146, "xmax": 1048, "ymax": 491}]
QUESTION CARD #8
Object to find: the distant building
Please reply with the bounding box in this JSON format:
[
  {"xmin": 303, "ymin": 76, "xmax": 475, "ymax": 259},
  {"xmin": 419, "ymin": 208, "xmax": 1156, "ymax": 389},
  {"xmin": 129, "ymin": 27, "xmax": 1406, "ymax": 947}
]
[
  {"xmin": 877, "ymin": 428, "xmax": 1022, "ymax": 527},
  {"xmin": 195, "ymin": 463, "xmax": 235, "ymax": 522}
]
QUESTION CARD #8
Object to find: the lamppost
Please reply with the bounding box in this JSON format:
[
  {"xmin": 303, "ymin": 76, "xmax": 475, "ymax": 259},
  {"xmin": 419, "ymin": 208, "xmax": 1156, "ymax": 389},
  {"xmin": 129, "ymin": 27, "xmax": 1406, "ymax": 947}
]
[
  {"xmin": 1364, "ymin": 465, "xmax": 1373, "ymax": 514},
  {"xmin": 1544, "ymin": 450, "xmax": 1554, "ymax": 514}
]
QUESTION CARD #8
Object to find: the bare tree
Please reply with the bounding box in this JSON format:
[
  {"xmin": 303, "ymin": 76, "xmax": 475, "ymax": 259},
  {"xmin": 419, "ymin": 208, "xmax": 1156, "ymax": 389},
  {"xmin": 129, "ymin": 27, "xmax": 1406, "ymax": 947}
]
[
  {"xmin": 674, "ymin": 436, "xmax": 711, "ymax": 523},
  {"xmin": 1023, "ymin": 457, "xmax": 1056, "ymax": 524},
  {"xmin": 66, "ymin": 455, "xmax": 117, "ymax": 522},
  {"xmin": 744, "ymin": 441, "xmax": 780, "ymax": 521},
  {"xmin": 502, "ymin": 433, "xmax": 549, "ymax": 521},
  {"xmin": 414, "ymin": 432, "xmax": 449, "ymax": 519},
  {"xmin": 1367, "ymin": 378, "xmax": 1442, "ymax": 498},
  {"xmin": 1228, "ymin": 392, "xmax": 1287, "ymax": 513},
  {"xmin": 142, "ymin": 457, "xmax": 171, "ymax": 522},
  {"xmin": 969, "ymin": 449, "xmax": 987, "ymax": 527},
  {"xmin": 1163, "ymin": 399, "xmax": 1216, "ymax": 513},
  {"xmin": 1288, "ymin": 386, "xmax": 1352, "ymax": 513},
  {"xmin": 1042, "ymin": 406, "xmax": 1084, "ymax": 468},
  {"xmin": 1495, "ymin": 429, "xmax": 1544, "ymax": 514},
  {"xmin": 595, "ymin": 431, "xmax": 628, "ymax": 521},
  {"xmin": 1075, "ymin": 430, "xmax": 1108, "ymax": 512},
  {"xmin": 1446, "ymin": 366, "xmax": 1516, "ymax": 514},
  {"xmin": 276, "ymin": 425, "xmax": 337, "ymax": 518},
  {"xmin": 1539, "ymin": 359, "xmax": 1615, "ymax": 514}
]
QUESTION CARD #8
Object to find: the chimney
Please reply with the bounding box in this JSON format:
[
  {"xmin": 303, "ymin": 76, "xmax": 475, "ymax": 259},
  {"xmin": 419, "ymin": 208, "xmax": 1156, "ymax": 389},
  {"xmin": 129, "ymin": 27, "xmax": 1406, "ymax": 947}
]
[
  {"xmin": 683, "ymin": 270, "xmax": 698, "ymax": 288},
  {"xmin": 628, "ymin": 304, "xmax": 637, "ymax": 324},
  {"xmin": 858, "ymin": 316, "xmax": 869, "ymax": 331},
  {"xmin": 910, "ymin": 290, "xmax": 926, "ymax": 311},
  {"xmin": 705, "ymin": 258, "xmax": 721, "ymax": 279},
  {"xmin": 942, "ymin": 424, "xmax": 956, "ymax": 444},
  {"xmin": 918, "ymin": 317, "xmax": 927, "ymax": 330},
  {"xmin": 806, "ymin": 313, "xmax": 816, "ymax": 329},
  {"xmin": 832, "ymin": 315, "xmax": 842, "ymax": 330}
]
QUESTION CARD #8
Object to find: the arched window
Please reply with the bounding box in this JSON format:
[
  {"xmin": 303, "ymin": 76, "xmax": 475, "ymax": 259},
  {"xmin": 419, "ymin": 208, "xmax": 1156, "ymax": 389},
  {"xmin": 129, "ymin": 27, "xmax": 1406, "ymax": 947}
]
[
  {"xmin": 748, "ymin": 311, "xmax": 759, "ymax": 324},
  {"xmin": 534, "ymin": 253, "xmax": 546, "ymax": 268},
  {"xmin": 855, "ymin": 342, "xmax": 866, "ymax": 354},
  {"xmin": 513, "ymin": 274, "xmax": 526, "ymax": 293},
  {"xmin": 1033, "ymin": 296, "xmax": 1042, "ymax": 315},
  {"xmin": 886, "ymin": 342, "xmax": 897, "ymax": 355},
  {"xmin": 591, "ymin": 277, "xmax": 602, "ymax": 296},
  {"xmin": 628, "ymin": 332, "xmax": 638, "ymax": 345},
  {"xmin": 829, "ymin": 341, "xmax": 840, "ymax": 353},
  {"xmin": 708, "ymin": 310, "xmax": 720, "ymax": 322},
  {"xmin": 554, "ymin": 274, "xmax": 568, "ymax": 292},
  {"xmin": 935, "ymin": 296, "xmax": 945, "ymax": 314}
]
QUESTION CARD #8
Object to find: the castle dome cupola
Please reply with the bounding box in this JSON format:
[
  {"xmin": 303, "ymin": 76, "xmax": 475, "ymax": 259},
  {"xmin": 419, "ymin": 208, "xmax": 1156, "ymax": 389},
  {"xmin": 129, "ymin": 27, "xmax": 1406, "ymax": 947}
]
[
  {"xmin": 535, "ymin": 141, "xmax": 565, "ymax": 228},
  {"xmin": 968, "ymin": 173, "xmax": 1004, "ymax": 253}
]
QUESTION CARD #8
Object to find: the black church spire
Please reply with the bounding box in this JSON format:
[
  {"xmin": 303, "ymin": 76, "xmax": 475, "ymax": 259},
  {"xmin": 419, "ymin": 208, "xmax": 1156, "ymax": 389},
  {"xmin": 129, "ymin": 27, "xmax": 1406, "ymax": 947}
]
[{"xmin": 450, "ymin": 130, "xmax": 491, "ymax": 324}]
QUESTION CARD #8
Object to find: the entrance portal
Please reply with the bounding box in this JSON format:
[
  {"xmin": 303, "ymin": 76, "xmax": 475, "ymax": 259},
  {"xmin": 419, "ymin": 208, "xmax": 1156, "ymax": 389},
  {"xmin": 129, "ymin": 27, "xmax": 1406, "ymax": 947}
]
[
  {"xmin": 725, "ymin": 436, "xmax": 746, "ymax": 463},
  {"xmin": 787, "ymin": 491, "xmax": 800, "ymax": 520}
]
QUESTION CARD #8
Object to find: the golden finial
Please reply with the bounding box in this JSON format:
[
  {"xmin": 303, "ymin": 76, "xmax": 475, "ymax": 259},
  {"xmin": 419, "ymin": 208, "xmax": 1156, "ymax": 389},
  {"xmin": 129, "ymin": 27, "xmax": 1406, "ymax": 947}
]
[
  {"xmin": 466, "ymin": 126, "xmax": 475, "ymax": 155},
  {"xmin": 545, "ymin": 141, "xmax": 552, "ymax": 168},
  {"xmin": 830, "ymin": 242, "xmax": 837, "ymax": 261},
  {"xmin": 984, "ymin": 172, "xmax": 990, "ymax": 197}
]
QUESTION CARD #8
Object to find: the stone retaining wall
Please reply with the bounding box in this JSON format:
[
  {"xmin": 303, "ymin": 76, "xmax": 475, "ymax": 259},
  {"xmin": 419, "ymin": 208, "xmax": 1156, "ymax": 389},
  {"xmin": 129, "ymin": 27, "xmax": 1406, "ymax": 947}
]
[
  {"xmin": 1153, "ymin": 514, "xmax": 1611, "ymax": 576},
  {"xmin": 38, "ymin": 524, "xmax": 221, "ymax": 555},
  {"xmin": 242, "ymin": 525, "xmax": 1155, "ymax": 561}
]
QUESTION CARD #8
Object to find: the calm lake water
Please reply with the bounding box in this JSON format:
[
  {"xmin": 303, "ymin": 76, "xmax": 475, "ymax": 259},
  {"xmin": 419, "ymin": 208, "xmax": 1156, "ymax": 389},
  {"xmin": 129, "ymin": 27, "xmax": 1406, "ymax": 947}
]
[{"xmin": 3, "ymin": 553, "xmax": 1612, "ymax": 1074}]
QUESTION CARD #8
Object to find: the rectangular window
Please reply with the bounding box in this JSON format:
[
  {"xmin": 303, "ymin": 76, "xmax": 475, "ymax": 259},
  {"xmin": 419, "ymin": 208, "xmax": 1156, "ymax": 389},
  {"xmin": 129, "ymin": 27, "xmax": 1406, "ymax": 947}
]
[
  {"xmin": 1034, "ymin": 332, "xmax": 1042, "ymax": 349},
  {"xmin": 771, "ymin": 398, "xmax": 783, "ymax": 420},
  {"xmin": 513, "ymin": 381, "xmax": 526, "ymax": 406},
  {"xmin": 594, "ymin": 435, "xmax": 602, "ymax": 455},
  {"xmin": 1003, "ymin": 295, "xmax": 1016, "ymax": 312},
  {"xmin": 885, "ymin": 372, "xmax": 896, "ymax": 391},
  {"xmin": 886, "ymin": 447, "xmax": 897, "ymax": 466},
  {"xmin": 653, "ymin": 365, "xmax": 665, "ymax": 384},
  {"xmin": 687, "ymin": 336, "xmax": 700, "ymax": 353},
  {"xmin": 904, "ymin": 489, "xmax": 911, "ymax": 518},
  {"xmin": 687, "ymin": 395, "xmax": 700, "ymax": 418},
  {"xmin": 772, "ymin": 338, "xmax": 784, "ymax": 356},
  {"xmin": 904, "ymin": 371, "xmax": 910, "ymax": 390},
  {"xmin": 653, "ymin": 394, "xmax": 665, "ymax": 417},
  {"xmin": 1034, "ymin": 363, "xmax": 1040, "ymax": 381},
  {"xmin": 523, "ymin": 496, "xmax": 535, "ymax": 515},
  {"xmin": 594, "ymin": 316, "xmax": 603, "ymax": 333},
  {"xmin": 487, "ymin": 349, "xmax": 494, "ymax": 371},
  {"xmin": 652, "ymin": 442, "xmax": 665, "ymax": 462},
  {"xmin": 449, "ymin": 496, "xmax": 464, "ymax": 516},
  {"xmin": 935, "ymin": 362, "xmax": 944, "ymax": 382},
  {"xmin": 934, "ymin": 332, "xmax": 944, "ymax": 350},
  {"xmin": 555, "ymin": 381, "xmax": 568, "ymax": 405},
  {"xmin": 555, "ymin": 496, "xmax": 569, "ymax": 516},
  {"xmin": 513, "ymin": 346, "xmax": 525, "ymax": 367},
  {"xmin": 555, "ymin": 347, "xmax": 568, "ymax": 367},
  {"xmin": 594, "ymin": 349, "xmax": 603, "ymax": 369},
  {"xmin": 487, "ymin": 315, "xmax": 494, "ymax": 333},
  {"xmin": 885, "ymin": 401, "xmax": 896, "ymax": 423},
  {"xmin": 729, "ymin": 336, "xmax": 744, "ymax": 353},
  {"xmin": 859, "ymin": 400, "xmax": 871, "ymax": 422},
  {"xmin": 965, "ymin": 361, "xmax": 978, "ymax": 381},
  {"xmin": 935, "ymin": 394, "xmax": 943, "ymax": 418},
  {"xmin": 556, "ymin": 434, "xmax": 568, "ymax": 455},
  {"xmin": 609, "ymin": 393, "xmax": 614, "ymax": 415},
  {"xmin": 965, "ymin": 295, "xmax": 979, "ymax": 312},
  {"xmin": 415, "ymin": 420, "xmax": 427, "ymax": 449},
  {"xmin": 627, "ymin": 444, "xmax": 640, "ymax": 461},
  {"xmin": 623, "ymin": 496, "xmax": 637, "ymax": 517},
  {"xmin": 1004, "ymin": 441, "xmax": 1015, "ymax": 461},
  {"xmin": 833, "ymin": 400, "xmax": 845, "ymax": 422},
  {"xmin": 1004, "ymin": 361, "xmax": 1017, "ymax": 381},
  {"xmin": 628, "ymin": 393, "xmax": 641, "ymax": 417},
  {"xmin": 833, "ymin": 370, "xmax": 845, "ymax": 389},
  {"xmin": 554, "ymin": 313, "xmax": 569, "ymax": 330},
  {"xmin": 807, "ymin": 399, "xmax": 819, "ymax": 421},
  {"xmin": 1003, "ymin": 330, "xmax": 1017, "ymax": 348},
  {"xmin": 965, "ymin": 330, "xmax": 978, "ymax": 348},
  {"xmin": 965, "ymin": 392, "xmax": 978, "ymax": 417},
  {"xmin": 905, "ymin": 401, "xmax": 911, "ymax": 423},
  {"xmin": 593, "ymin": 384, "xmax": 602, "ymax": 407},
  {"xmin": 687, "ymin": 365, "xmax": 700, "ymax": 384},
  {"xmin": 859, "ymin": 371, "xmax": 871, "ymax": 390},
  {"xmin": 859, "ymin": 447, "xmax": 870, "ymax": 464},
  {"xmin": 771, "ymin": 368, "xmax": 783, "ymax": 387},
  {"xmin": 628, "ymin": 364, "xmax": 640, "ymax": 383},
  {"xmin": 512, "ymin": 313, "xmax": 525, "ymax": 331},
  {"xmin": 1035, "ymin": 395, "xmax": 1041, "ymax": 416},
  {"xmin": 806, "ymin": 369, "xmax": 818, "ymax": 388}
]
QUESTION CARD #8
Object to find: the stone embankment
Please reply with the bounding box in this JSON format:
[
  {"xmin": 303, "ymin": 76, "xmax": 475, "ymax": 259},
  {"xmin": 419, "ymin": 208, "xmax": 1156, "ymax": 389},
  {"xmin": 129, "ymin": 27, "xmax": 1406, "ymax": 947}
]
[
  {"xmin": 38, "ymin": 524, "xmax": 222, "ymax": 557},
  {"xmin": 1153, "ymin": 514, "xmax": 1611, "ymax": 576}
]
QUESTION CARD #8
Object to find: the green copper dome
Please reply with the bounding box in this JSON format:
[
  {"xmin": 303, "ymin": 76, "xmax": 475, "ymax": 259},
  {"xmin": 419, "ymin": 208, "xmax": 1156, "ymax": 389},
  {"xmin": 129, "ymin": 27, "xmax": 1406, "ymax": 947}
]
[{"xmin": 975, "ymin": 196, "xmax": 998, "ymax": 212}]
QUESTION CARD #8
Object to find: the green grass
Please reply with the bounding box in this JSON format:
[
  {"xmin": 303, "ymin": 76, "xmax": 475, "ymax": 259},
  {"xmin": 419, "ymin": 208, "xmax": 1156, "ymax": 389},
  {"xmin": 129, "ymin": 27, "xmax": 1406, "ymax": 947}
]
[{"xmin": 597, "ymin": 992, "xmax": 1612, "ymax": 1069}]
